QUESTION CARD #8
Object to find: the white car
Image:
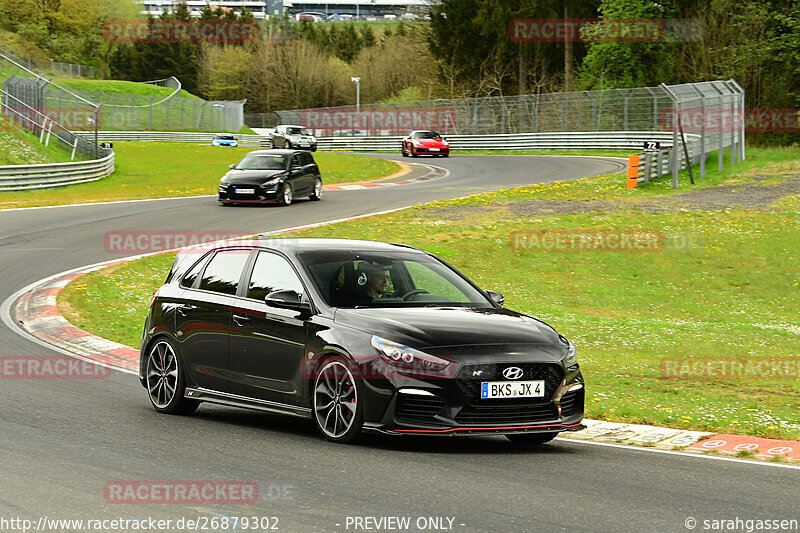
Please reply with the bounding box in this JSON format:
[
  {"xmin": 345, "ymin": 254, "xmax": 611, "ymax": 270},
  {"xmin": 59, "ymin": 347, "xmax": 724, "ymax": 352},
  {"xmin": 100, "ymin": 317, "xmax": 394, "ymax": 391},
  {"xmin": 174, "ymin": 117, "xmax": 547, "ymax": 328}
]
[{"xmin": 271, "ymin": 125, "xmax": 317, "ymax": 152}]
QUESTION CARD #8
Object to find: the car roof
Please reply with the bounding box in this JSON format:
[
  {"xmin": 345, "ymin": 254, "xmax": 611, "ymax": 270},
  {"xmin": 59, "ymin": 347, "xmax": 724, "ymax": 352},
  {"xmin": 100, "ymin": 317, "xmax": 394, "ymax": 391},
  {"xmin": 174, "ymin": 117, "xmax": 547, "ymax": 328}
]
[
  {"xmin": 241, "ymin": 149, "xmax": 297, "ymax": 155},
  {"xmin": 278, "ymin": 124, "xmax": 305, "ymax": 128},
  {"xmin": 256, "ymin": 238, "xmax": 424, "ymax": 255}
]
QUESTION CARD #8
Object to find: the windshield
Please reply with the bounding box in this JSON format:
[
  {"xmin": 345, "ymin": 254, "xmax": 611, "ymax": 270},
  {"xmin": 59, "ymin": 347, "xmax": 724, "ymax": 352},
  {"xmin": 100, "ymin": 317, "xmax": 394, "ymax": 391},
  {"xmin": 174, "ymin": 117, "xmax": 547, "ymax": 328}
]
[
  {"xmin": 236, "ymin": 155, "xmax": 287, "ymax": 170},
  {"xmin": 215, "ymin": 134, "xmax": 235, "ymax": 140},
  {"xmin": 414, "ymin": 131, "xmax": 441, "ymax": 139},
  {"xmin": 299, "ymin": 250, "xmax": 492, "ymax": 308},
  {"xmin": 287, "ymin": 127, "xmax": 310, "ymax": 136}
]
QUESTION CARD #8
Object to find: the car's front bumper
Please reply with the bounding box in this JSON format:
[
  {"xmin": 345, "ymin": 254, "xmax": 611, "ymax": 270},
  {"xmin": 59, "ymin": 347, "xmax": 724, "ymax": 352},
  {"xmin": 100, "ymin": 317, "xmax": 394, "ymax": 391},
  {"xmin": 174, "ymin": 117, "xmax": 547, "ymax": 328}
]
[
  {"xmin": 218, "ymin": 183, "xmax": 281, "ymax": 203},
  {"xmin": 356, "ymin": 357, "xmax": 585, "ymax": 436}
]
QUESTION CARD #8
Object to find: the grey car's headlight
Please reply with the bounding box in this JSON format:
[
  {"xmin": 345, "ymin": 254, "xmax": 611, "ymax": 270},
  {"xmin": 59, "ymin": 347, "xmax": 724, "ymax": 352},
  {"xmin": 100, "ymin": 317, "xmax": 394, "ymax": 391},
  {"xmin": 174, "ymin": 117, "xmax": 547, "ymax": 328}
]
[
  {"xmin": 371, "ymin": 336, "xmax": 450, "ymax": 373},
  {"xmin": 564, "ymin": 340, "xmax": 578, "ymax": 367}
]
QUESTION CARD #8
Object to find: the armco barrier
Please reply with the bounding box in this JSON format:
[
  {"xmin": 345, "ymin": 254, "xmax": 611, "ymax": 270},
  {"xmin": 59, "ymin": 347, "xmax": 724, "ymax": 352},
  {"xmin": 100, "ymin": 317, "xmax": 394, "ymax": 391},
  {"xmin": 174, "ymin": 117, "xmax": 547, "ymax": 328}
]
[
  {"xmin": 75, "ymin": 131, "xmax": 265, "ymax": 144},
  {"xmin": 0, "ymin": 153, "xmax": 115, "ymax": 191},
  {"xmin": 305, "ymin": 131, "xmax": 688, "ymax": 152}
]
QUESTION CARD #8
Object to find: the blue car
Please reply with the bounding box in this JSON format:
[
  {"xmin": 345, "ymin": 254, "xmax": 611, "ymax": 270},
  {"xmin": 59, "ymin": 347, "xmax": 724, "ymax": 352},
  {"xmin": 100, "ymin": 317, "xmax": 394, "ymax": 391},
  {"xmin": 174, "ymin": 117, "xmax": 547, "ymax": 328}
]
[{"xmin": 212, "ymin": 133, "xmax": 238, "ymax": 147}]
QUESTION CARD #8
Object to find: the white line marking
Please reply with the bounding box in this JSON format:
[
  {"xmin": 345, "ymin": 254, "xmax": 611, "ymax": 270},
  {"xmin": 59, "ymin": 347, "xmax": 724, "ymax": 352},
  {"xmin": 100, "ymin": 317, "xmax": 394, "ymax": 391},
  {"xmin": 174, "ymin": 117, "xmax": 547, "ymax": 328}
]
[{"xmin": 559, "ymin": 437, "xmax": 800, "ymax": 470}]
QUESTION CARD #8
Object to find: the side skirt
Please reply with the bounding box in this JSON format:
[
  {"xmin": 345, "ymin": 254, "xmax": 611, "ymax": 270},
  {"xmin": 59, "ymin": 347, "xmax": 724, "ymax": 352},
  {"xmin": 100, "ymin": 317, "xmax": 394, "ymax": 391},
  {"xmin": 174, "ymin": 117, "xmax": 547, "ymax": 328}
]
[{"xmin": 185, "ymin": 387, "xmax": 312, "ymax": 419}]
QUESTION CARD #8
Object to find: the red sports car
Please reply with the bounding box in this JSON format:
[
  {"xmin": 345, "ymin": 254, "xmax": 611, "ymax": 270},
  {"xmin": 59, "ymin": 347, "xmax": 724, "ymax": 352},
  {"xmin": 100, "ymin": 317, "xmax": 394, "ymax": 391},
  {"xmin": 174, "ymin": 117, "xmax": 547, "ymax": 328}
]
[{"xmin": 401, "ymin": 130, "xmax": 450, "ymax": 157}]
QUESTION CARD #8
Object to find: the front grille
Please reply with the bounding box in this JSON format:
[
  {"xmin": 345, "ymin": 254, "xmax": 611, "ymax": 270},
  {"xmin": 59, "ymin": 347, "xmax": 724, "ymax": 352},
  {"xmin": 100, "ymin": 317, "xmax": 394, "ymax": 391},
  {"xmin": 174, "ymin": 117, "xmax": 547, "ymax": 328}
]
[
  {"xmin": 559, "ymin": 388, "xmax": 583, "ymax": 417},
  {"xmin": 456, "ymin": 403, "xmax": 558, "ymax": 425},
  {"xmin": 396, "ymin": 393, "xmax": 446, "ymax": 424},
  {"xmin": 456, "ymin": 362, "xmax": 564, "ymax": 404}
]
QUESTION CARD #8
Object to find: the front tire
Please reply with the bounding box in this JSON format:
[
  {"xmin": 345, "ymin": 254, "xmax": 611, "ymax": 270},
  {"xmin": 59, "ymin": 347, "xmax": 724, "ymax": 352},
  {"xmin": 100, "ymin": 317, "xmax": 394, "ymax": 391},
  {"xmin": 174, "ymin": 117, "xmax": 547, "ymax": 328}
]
[
  {"xmin": 313, "ymin": 358, "xmax": 364, "ymax": 443},
  {"xmin": 410, "ymin": 145, "xmax": 418, "ymax": 157},
  {"xmin": 145, "ymin": 338, "xmax": 199, "ymax": 415},
  {"xmin": 401, "ymin": 144, "xmax": 408, "ymax": 157},
  {"xmin": 309, "ymin": 178, "xmax": 323, "ymax": 201},
  {"xmin": 505, "ymin": 432, "xmax": 559, "ymax": 445},
  {"xmin": 278, "ymin": 183, "xmax": 293, "ymax": 206}
]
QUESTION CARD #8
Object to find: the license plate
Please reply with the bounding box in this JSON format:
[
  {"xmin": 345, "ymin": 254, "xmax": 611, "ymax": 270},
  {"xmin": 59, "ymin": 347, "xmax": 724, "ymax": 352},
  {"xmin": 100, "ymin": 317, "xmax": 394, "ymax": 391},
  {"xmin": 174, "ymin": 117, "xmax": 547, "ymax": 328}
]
[
  {"xmin": 429, "ymin": 148, "xmax": 440, "ymax": 151},
  {"xmin": 234, "ymin": 188, "xmax": 255, "ymax": 194},
  {"xmin": 481, "ymin": 380, "xmax": 544, "ymax": 399}
]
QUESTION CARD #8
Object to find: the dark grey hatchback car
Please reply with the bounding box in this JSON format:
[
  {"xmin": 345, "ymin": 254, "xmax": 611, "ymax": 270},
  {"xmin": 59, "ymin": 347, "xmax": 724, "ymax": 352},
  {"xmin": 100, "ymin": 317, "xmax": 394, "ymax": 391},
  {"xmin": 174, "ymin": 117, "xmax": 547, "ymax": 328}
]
[
  {"xmin": 218, "ymin": 149, "xmax": 323, "ymax": 206},
  {"xmin": 139, "ymin": 239, "xmax": 585, "ymax": 444}
]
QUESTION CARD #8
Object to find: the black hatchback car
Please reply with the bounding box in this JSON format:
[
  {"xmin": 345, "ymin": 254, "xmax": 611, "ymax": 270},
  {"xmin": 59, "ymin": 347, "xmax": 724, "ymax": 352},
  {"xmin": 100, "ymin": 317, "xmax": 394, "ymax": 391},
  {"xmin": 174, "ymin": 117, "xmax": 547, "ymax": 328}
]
[
  {"xmin": 218, "ymin": 149, "xmax": 322, "ymax": 206},
  {"xmin": 139, "ymin": 239, "xmax": 585, "ymax": 444}
]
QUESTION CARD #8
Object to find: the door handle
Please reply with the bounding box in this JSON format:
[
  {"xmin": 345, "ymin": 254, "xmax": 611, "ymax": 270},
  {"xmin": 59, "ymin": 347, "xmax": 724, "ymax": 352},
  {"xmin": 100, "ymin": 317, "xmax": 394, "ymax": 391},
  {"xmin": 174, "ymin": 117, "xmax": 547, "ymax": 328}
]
[
  {"xmin": 176, "ymin": 304, "xmax": 197, "ymax": 316},
  {"xmin": 232, "ymin": 314, "xmax": 251, "ymax": 326}
]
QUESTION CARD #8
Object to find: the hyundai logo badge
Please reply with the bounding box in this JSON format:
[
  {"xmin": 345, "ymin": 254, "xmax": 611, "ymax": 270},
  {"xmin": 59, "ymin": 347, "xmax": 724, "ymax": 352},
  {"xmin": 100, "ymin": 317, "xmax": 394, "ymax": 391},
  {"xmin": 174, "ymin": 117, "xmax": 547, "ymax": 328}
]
[{"xmin": 502, "ymin": 367, "xmax": 524, "ymax": 380}]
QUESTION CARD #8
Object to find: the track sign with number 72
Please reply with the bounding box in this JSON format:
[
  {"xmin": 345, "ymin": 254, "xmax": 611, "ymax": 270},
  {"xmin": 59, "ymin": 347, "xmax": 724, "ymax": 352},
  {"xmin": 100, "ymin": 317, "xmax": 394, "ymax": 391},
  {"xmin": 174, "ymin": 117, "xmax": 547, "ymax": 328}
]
[{"xmin": 643, "ymin": 141, "xmax": 661, "ymax": 151}]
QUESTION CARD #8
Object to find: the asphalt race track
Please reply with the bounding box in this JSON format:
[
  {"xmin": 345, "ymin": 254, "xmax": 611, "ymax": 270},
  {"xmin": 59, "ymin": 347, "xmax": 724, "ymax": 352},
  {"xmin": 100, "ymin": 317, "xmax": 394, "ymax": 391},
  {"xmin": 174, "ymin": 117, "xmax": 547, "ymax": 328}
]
[{"xmin": 1, "ymin": 153, "xmax": 797, "ymax": 533}]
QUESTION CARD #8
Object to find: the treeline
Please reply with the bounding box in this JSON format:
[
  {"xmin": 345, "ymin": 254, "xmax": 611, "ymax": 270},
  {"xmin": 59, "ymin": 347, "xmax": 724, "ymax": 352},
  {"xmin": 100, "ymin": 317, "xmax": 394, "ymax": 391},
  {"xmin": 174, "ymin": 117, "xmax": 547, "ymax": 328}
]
[
  {"xmin": 0, "ymin": 0, "xmax": 140, "ymax": 73},
  {"xmin": 2, "ymin": 0, "xmax": 797, "ymax": 143},
  {"xmin": 196, "ymin": 19, "xmax": 436, "ymax": 112}
]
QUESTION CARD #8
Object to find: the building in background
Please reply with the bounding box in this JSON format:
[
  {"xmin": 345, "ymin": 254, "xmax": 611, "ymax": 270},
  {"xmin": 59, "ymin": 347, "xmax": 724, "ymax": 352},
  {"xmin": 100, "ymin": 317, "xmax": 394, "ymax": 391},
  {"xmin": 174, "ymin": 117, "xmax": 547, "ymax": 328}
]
[{"xmin": 139, "ymin": 0, "xmax": 431, "ymax": 20}]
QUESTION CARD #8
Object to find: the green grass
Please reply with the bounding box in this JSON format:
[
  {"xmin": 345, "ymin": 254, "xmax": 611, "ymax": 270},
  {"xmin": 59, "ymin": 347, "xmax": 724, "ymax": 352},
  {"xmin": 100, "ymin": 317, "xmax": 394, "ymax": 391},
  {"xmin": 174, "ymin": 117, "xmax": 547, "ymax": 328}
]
[
  {"xmin": 0, "ymin": 117, "xmax": 89, "ymax": 165},
  {"xmin": 57, "ymin": 146, "xmax": 800, "ymax": 440},
  {"xmin": 53, "ymin": 78, "xmax": 199, "ymax": 99},
  {"xmin": 0, "ymin": 142, "xmax": 400, "ymax": 209}
]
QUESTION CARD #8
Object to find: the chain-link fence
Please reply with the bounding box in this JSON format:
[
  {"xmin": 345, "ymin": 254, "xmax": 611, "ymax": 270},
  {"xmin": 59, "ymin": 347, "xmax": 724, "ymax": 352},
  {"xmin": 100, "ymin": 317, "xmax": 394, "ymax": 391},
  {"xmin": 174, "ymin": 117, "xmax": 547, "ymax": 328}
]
[
  {"xmin": 1, "ymin": 86, "xmax": 109, "ymax": 160},
  {"xmin": 0, "ymin": 46, "xmax": 94, "ymax": 78},
  {"xmin": 43, "ymin": 81, "xmax": 245, "ymax": 132}
]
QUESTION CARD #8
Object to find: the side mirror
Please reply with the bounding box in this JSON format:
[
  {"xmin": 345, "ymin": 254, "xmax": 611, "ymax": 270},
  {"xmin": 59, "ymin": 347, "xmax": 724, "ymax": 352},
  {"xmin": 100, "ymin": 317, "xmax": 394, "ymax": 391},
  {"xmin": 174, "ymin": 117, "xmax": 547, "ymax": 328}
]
[
  {"xmin": 229, "ymin": 164, "xmax": 237, "ymax": 170},
  {"xmin": 486, "ymin": 290, "xmax": 504, "ymax": 306},
  {"xmin": 265, "ymin": 290, "xmax": 311, "ymax": 313}
]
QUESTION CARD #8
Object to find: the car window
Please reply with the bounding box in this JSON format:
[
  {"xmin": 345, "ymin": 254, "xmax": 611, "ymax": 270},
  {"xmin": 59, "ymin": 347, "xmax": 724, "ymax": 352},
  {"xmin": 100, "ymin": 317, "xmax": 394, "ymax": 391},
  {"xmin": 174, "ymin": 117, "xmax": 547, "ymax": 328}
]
[
  {"xmin": 179, "ymin": 255, "xmax": 208, "ymax": 288},
  {"xmin": 247, "ymin": 252, "xmax": 305, "ymax": 301},
  {"xmin": 237, "ymin": 155, "xmax": 286, "ymax": 170},
  {"xmin": 301, "ymin": 152, "xmax": 313, "ymax": 165},
  {"xmin": 287, "ymin": 127, "xmax": 309, "ymax": 135},
  {"xmin": 198, "ymin": 250, "xmax": 250, "ymax": 295},
  {"xmin": 291, "ymin": 154, "xmax": 303, "ymax": 167},
  {"xmin": 414, "ymin": 131, "xmax": 440, "ymax": 139},
  {"xmin": 300, "ymin": 250, "xmax": 492, "ymax": 308}
]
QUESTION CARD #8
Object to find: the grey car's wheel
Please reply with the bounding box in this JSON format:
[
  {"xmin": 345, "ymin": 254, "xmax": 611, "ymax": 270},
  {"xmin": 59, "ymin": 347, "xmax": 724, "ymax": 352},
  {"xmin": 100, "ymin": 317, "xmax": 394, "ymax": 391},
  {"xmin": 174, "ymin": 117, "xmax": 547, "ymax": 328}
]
[
  {"xmin": 309, "ymin": 178, "xmax": 323, "ymax": 201},
  {"xmin": 278, "ymin": 183, "xmax": 293, "ymax": 206},
  {"xmin": 313, "ymin": 359, "xmax": 363, "ymax": 443},
  {"xmin": 286, "ymin": 140, "xmax": 292, "ymax": 149},
  {"xmin": 145, "ymin": 338, "xmax": 198, "ymax": 415},
  {"xmin": 506, "ymin": 432, "xmax": 559, "ymax": 445}
]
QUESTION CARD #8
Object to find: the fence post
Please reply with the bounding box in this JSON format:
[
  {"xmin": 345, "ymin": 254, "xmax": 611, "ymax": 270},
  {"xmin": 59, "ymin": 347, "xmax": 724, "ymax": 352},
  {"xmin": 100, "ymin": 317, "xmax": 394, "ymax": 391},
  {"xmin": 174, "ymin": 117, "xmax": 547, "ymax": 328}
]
[
  {"xmin": 689, "ymin": 84, "xmax": 705, "ymax": 179},
  {"xmin": 149, "ymin": 95, "xmax": 154, "ymax": 129},
  {"xmin": 585, "ymin": 90, "xmax": 597, "ymax": 131},
  {"xmin": 659, "ymin": 84, "xmax": 680, "ymax": 188},
  {"xmin": 70, "ymin": 137, "xmax": 78, "ymax": 160}
]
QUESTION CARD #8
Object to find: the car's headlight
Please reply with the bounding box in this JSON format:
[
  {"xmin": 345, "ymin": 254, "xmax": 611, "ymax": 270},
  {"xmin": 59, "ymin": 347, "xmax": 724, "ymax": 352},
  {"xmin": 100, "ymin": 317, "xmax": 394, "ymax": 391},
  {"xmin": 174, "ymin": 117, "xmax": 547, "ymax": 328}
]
[
  {"xmin": 442, "ymin": 140, "xmax": 449, "ymax": 145},
  {"xmin": 412, "ymin": 139, "xmax": 422, "ymax": 146},
  {"xmin": 371, "ymin": 336, "xmax": 450, "ymax": 373},
  {"xmin": 564, "ymin": 340, "xmax": 578, "ymax": 367}
]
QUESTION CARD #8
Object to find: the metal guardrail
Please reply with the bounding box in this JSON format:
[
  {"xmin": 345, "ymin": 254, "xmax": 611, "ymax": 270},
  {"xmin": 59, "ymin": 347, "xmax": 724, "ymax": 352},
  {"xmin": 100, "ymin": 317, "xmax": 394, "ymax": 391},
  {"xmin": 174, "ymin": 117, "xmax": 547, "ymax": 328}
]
[
  {"xmin": 0, "ymin": 153, "xmax": 115, "ymax": 191},
  {"xmin": 75, "ymin": 131, "xmax": 265, "ymax": 144},
  {"xmin": 302, "ymin": 131, "xmax": 687, "ymax": 152}
]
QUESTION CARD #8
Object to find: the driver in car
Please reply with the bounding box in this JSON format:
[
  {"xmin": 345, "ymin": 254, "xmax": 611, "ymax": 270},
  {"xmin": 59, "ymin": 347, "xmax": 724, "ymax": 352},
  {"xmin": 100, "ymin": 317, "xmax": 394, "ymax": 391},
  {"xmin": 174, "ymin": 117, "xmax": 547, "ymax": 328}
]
[{"xmin": 353, "ymin": 262, "xmax": 391, "ymax": 305}]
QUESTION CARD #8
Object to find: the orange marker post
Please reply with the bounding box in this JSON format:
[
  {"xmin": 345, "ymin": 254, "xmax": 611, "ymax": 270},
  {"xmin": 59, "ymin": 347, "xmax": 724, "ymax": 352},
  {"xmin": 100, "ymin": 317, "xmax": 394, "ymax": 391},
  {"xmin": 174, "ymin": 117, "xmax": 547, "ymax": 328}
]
[{"xmin": 627, "ymin": 154, "xmax": 640, "ymax": 189}]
